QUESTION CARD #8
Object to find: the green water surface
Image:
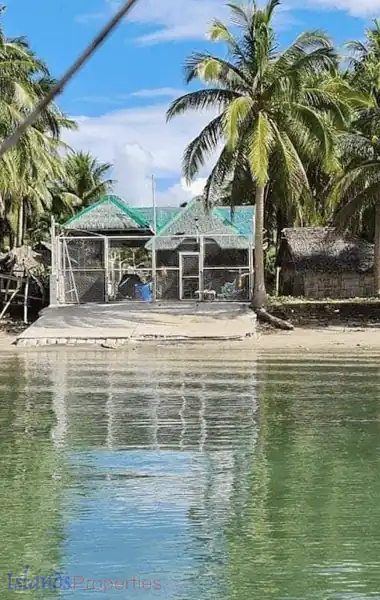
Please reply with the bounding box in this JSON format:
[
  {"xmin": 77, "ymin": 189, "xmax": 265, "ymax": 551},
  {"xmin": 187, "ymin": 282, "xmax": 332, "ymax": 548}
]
[{"xmin": 0, "ymin": 350, "xmax": 379, "ymax": 599}]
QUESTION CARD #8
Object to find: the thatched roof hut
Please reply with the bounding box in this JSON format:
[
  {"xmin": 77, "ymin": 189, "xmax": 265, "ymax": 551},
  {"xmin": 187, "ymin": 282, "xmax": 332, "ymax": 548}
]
[
  {"xmin": 0, "ymin": 246, "xmax": 47, "ymax": 275},
  {"xmin": 278, "ymin": 227, "xmax": 374, "ymax": 273},
  {"xmin": 277, "ymin": 227, "xmax": 375, "ymax": 299}
]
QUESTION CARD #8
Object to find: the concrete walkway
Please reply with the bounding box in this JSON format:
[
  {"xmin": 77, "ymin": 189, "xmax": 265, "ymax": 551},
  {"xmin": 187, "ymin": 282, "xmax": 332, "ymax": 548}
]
[{"xmin": 16, "ymin": 302, "xmax": 256, "ymax": 346}]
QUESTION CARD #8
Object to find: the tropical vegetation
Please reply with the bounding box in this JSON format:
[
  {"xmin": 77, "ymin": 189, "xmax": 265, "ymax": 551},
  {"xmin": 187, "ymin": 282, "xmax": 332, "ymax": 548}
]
[
  {"xmin": 167, "ymin": 0, "xmax": 380, "ymax": 306},
  {"xmin": 3, "ymin": 1, "xmax": 380, "ymax": 304},
  {"xmin": 0, "ymin": 22, "xmax": 113, "ymax": 250}
]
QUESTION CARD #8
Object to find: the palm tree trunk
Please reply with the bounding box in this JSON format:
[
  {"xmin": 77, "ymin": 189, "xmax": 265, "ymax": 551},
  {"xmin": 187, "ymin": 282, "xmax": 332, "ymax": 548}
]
[
  {"xmin": 252, "ymin": 185, "xmax": 267, "ymax": 310},
  {"xmin": 375, "ymin": 201, "xmax": 380, "ymax": 296},
  {"xmin": 17, "ymin": 198, "xmax": 24, "ymax": 247},
  {"xmin": 251, "ymin": 185, "xmax": 293, "ymax": 330}
]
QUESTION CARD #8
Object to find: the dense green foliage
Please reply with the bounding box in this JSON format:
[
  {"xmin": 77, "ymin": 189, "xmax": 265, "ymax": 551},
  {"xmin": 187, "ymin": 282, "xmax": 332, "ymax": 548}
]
[
  {"xmin": 0, "ymin": 22, "xmax": 113, "ymax": 249},
  {"xmin": 4, "ymin": 1, "xmax": 380, "ymax": 301},
  {"xmin": 168, "ymin": 0, "xmax": 380, "ymax": 304}
]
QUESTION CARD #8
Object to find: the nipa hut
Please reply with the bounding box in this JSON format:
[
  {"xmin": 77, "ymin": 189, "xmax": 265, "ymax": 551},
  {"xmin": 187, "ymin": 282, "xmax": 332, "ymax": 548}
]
[
  {"xmin": 0, "ymin": 246, "xmax": 47, "ymax": 276},
  {"xmin": 277, "ymin": 227, "xmax": 375, "ymax": 299}
]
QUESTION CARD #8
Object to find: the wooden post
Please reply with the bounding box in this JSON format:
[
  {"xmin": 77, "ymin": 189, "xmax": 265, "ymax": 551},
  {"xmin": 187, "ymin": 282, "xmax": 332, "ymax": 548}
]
[
  {"xmin": 275, "ymin": 266, "xmax": 281, "ymax": 297},
  {"xmin": 24, "ymin": 276, "xmax": 29, "ymax": 324},
  {"xmin": 3, "ymin": 276, "xmax": 10, "ymax": 305},
  {"xmin": 0, "ymin": 280, "xmax": 21, "ymax": 320}
]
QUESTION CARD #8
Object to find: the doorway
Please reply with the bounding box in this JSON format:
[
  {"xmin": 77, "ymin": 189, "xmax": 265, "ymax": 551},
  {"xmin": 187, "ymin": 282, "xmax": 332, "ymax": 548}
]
[{"xmin": 179, "ymin": 252, "xmax": 200, "ymax": 300}]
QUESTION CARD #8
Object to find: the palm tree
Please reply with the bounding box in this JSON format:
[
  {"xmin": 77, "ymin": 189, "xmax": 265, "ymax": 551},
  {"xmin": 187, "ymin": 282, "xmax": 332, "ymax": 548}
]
[
  {"xmin": 167, "ymin": 0, "xmax": 352, "ymax": 310},
  {"xmin": 0, "ymin": 27, "xmax": 76, "ymax": 247},
  {"xmin": 332, "ymin": 21, "xmax": 380, "ymax": 294},
  {"xmin": 54, "ymin": 151, "xmax": 114, "ymax": 215}
]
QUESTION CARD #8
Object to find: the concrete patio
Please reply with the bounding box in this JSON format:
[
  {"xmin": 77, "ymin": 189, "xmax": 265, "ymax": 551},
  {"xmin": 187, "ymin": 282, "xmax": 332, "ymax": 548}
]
[{"xmin": 15, "ymin": 302, "xmax": 257, "ymax": 346}]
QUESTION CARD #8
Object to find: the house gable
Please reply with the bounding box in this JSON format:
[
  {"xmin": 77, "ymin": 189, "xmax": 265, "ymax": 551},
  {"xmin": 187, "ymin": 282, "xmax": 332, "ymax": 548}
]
[
  {"xmin": 136, "ymin": 207, "xmax": 181, "ymax": 233},
  {"xmin": 145, "ymin": 199, "xmax": 254, "ymax": 250},
  {"xmin": 63, "ymin": 195, "xmax": 150, "ymax": 232},
  {"xmin": 62, "ymin": 195, "xmax": 255, "ymax": 244}
]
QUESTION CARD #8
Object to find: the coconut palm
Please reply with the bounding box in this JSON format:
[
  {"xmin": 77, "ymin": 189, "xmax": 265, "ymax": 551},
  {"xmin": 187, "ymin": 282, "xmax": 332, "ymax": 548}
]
[
  {"xmin": 332, "ymin": 21, "xmax": 380, "ymax": 294},
  {"xmin": 0, "ymin": 27, "xmax": 76, "ymax": 247},
  {"xmin": 346, "ymin": 18, "xmax": 380, "ymax": 94},
  {"xmin": 167, "ymin": 0, "xmax": 356, "ymax": 310},
  {"xmin": 54, "ymin": 151, "xmax": 114, "ymax": 216}
]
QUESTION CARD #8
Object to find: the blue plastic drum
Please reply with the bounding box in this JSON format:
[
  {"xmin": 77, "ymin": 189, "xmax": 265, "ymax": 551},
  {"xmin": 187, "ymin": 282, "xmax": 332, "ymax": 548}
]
[{"xmin": 135, "ymin": 283, "xmax": 152, "ymax": 302}]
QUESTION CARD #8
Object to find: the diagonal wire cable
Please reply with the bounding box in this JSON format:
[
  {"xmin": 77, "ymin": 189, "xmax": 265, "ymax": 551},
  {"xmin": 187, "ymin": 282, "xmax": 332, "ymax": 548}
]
[{"xmin": 0, "ymin": 0, "xmax": 140, "ymax": 159}]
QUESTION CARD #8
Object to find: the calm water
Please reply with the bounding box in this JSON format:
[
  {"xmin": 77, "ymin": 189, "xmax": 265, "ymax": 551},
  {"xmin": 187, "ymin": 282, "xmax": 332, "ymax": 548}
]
[{"xmin": 1, "ymin": 348, "xmax": 380, "ymax": 599}]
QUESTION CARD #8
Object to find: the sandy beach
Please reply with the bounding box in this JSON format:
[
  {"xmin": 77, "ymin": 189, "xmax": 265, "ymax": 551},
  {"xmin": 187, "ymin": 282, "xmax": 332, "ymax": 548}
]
[
  {"xmin": 256, "ymin": 326, "xmax": 380, "ymax": 351},
  {"xmin": 2, "ymin": 325, "xmax": 380, "ymax": 353}
]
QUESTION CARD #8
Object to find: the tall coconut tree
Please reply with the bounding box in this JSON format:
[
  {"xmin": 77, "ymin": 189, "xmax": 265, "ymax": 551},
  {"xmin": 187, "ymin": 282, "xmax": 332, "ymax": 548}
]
[
  {"xmin": 167, "ymin": 0, "xmax": 355, "ymax": 311},
  {"xmin": 0, "ymin": 27, "xmax": 76, "ymax": 247},
  {"xmin": 332, "ymin": 21, "xmax": 380, "ymax": 295},
  {"xmin": 54, "ymin": 151, "xmax": 114, "ymax": 215}
]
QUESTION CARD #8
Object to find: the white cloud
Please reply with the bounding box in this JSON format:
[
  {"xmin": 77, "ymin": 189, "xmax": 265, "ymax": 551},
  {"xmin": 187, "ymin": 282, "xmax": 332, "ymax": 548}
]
[
  {"xmin": 130, "ymin": 88, "xmax": 186, "ymax": 99},
  {"xmin": 157, "ymin": 177, "xmax": 208, "ymax": 206},
  {"xmin": 78, "ymin": 0, "xmax": 380, "ymax": 38},
  {"xmin": 76, "ymin": 89, "xmax": 185, "ymax": 105},
  {"xmin": 64, "ymin": 103, "xmax": 217, "ymax": 207},
  {"xmin": 300, "ymin": 0, "xmax": 380, "ymax": 15},
  {"xmin": 183, "ymin": 178, "xmax": 208, "ymax": 196},
  {"xmin": 128, "ymin": 0, "xmax": 230, "ymax": 45},
  {"xmin": 112, "ymin": 142, "xmax": 154, "ymax": 204},
  {"xmin": 130, "ymin": 0, "xmax": 295, "ymax": 44},
  {"xmin": 78, "ymin": 0, "xmax": 294, "ymax": 44},
  {"xmin": 76, "ymin": 95, "xmax": 120, "ymax": 105}
]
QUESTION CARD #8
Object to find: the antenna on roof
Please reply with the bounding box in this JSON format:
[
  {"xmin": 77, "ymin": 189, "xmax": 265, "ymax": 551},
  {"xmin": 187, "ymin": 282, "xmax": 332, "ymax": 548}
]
[{"xmin": 0, "ymin": 0, "xmax": 140, "ymax": 160}]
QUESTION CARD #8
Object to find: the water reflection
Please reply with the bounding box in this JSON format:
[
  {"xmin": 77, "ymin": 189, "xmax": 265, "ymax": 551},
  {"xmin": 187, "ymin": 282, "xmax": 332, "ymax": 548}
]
[
  {"xmin": 226, "ymin": 356, "xmax": 380, "ymax": 600},
  {"xmin": 53, "ymin": 350, "xmax": 258, "ymax": 599},
  {"xmin": 0, "ymin": 355, "xmax": 64, "ymax": 599},
  {"xmin": 1, "ymin": 350, "xmax": 380, "ymax": 599}
]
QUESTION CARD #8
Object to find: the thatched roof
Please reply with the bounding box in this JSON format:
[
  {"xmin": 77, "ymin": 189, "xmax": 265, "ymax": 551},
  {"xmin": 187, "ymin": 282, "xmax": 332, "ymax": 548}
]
[
  {"xmin": 138, "ymin": 207, "xmax": 181, "ymax": 231},
  {"xmin": 61, "ymin": 195, "xmax": 255, "ymax": 248},
  {"xmin": 63, "ymin": 195, "xmax": 151, "ymax": 232},
  {"xmin": 278, "ymin": 227, "xmax": 374, "ymax": 273},
  {"xmin": 145, "ymin": 198, "xmax": 254, "ymax": 251},
  {"xmin": 0, "ymin": 246, "xmax": 47, "ymax": 274}
]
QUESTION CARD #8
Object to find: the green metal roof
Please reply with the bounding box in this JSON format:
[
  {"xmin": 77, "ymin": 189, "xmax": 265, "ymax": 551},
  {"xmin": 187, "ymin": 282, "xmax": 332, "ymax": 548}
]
[
  {"xmin": 146, "ymin": 199, "xmax": 254, "ymax": 250},
  {"xmin": 137, "ymin": 207, "xmax": 181, "ymax": 233},
  {"xmin": 214, "ymin": 206, "xmax": 254, "ymax": 236},
  {"xmin": 63, "ymin": 195, "xmax": 150, "ymax": 231},
  {"xmin": 62, "ymin": 196, "xmax": 255, "ymax": 246}
]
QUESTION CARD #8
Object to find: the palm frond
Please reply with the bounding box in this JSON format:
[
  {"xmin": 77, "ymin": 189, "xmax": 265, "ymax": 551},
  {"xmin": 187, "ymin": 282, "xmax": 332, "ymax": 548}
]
[
  {"xmin": 166, "ymin": 89, "xmax": 240, "ymax": 121},
  {"xmin": 249, "ymin": 112, "xmax": 274, "ymax": 185},
  {"xmin": 183, "ymin": 115, "xmax": 224, "ymax": 183},
  {"xmin": 184, "ymin": 53, "xmax": 250, "ymax": 88},
  {"xmin": 223, "ymin": 95, "xmax": 254, "ymax": 150}
]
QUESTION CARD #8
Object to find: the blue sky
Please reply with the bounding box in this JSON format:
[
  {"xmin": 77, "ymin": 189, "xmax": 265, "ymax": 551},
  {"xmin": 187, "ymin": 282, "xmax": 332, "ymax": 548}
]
[{"xmin": 3, "ymin": 0, "xmax": 378, "ymax": 206}]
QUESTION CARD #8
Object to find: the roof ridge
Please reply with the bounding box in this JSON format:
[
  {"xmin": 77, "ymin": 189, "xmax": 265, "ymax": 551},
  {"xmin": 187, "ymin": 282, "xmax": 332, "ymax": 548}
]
[
  {"xmin": 63, "ymin": 194, "xmax": 150, "ymax": 229},
  {"xmin": 150, "ymin": 198, "xmax": 197, "ymax": 238},
  {"xmin": 213, "ymin": 206, "xmax": 253, "ymax": 236},
  {"xmin": 283, "ymin": 226, "xmax": 373, "ymax": 244},
  {"xmin": 110, "ymin": 196, "xmax": 150, "ymax": 228},
  {"xmin": 213, "ymin": 207, "xmax": 245, "ymax": 236},
  {"xmin": 63, "ymin": 196, "xmax": 109, "ymax": 226},
  {"xmin": 135, "ymin": 206, "xmax": 180, "ymax": 211}
]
